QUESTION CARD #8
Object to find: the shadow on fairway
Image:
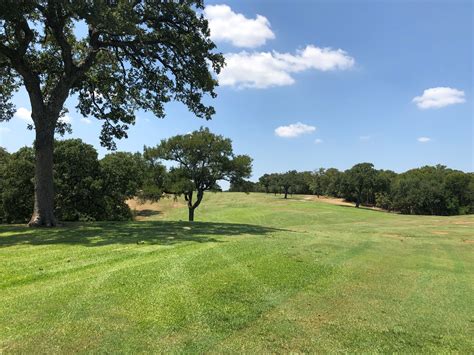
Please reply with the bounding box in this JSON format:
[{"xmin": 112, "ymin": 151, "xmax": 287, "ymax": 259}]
[
  {"xmin": 134, "ymin": 209, "xmax": 163, "ymax": 218},
  {"xmin": 0, "ymin": 220, "xmax": 285, "ymax": 248}
]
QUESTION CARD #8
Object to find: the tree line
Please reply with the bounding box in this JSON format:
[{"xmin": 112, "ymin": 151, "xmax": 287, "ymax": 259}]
[
  {"xmin": 229, "ymin": 163, "xmax": 474, "ymax": 216},
  {"xmin": 0, "ymin": 128, "xmax": 251, "ymax": 223}
]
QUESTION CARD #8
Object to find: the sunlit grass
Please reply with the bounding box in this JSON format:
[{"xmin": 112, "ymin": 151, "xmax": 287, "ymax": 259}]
[{"xmin": 1, "ymin": 192, "xmax": 473, "ymax": 352}]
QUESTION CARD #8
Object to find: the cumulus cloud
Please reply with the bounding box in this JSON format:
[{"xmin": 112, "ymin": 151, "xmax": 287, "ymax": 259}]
[
  {"xmin": 204, "ymin": 4, "xmax": 275, "ymax": 48},
  {"xmin": 59, "ymin": 114, "xmax": 72, "ymax": 124},
  {"xmin": 80, "ymin": 117, "xmax": 92, "ymax": 124},
  {"xmin": 417, "ymin": 137, "xmax": 431, "ymax": 143},
  {"xmin": 413, "ymin": 87, "xmax": 465, "ymax": 109},
  {"xmin": 14, "ymin": 107, "xmax": 72, "ymax": 125},
  {"xmin": 275, "ymin": 122, "xmax": 316, "ymax": 138},
  {"xmin": 219, "ymin": 45, "xmax": 355, "ymax": 89},
  {"xmin": 14, "ymin": 107, "xmax": 33, "ymax": 123},
  {"xmin": 314, "ymin": 138, "xmax": 323, "ymax": 144}
]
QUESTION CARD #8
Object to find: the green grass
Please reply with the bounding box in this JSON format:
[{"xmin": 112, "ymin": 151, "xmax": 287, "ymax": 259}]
[{"xmin": 1, "ymin": 192, "xmax": 473, "ymax": 353}]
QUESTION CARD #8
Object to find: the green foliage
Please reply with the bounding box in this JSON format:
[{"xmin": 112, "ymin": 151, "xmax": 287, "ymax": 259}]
[
  {"xmin": 0, "ymin": 139, "xmax": 157, "ymax": 223},
  {"xmin": 0, "ymin": 147, "xmax": 35, "ymax": 223},
  {"xmin": 258, "ymin": 163, "xmax": 472, "ymax": 215},
  {"xmin": 54, "ymin": 139, "xmax": 104, "ymax": 221},
  {"xmin": 100, "ymin": 151, "xmax": 150, "ymax": 220},
  {"xmin": 0, "ymin": 1, "xmax": 224, "ymax": 147},
  {"xmin": 389, "ymin": 165, "xmax": 472, "ymax": 215},
  {"xmin": 145, "ymin": 127, "xmax": 252, "ymax": 220},
  {"xmin": 229, "ymin": 180, "xmax": 258, "ymax": 193},
  {"xmin": 343, "ymin": 163, "xmax": 377, "ymax": 207}
]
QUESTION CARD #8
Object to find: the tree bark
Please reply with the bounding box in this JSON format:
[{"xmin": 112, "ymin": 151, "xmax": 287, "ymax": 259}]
[
  {"xmin": 28, "ymin": 126, "xmax": 57, "ymax": 227},
  {"xmin": 355, "ymin": 193, "xmax": 361, "ymax": 208},
  {"xmin": 185, "ymin": 189, "xmax": 204, "ymax": 222}
]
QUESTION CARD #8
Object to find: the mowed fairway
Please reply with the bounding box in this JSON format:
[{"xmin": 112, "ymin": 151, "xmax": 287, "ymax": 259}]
[{"xmin": 1, "ymin": 193, "xmax": 473, "ymax": 353}]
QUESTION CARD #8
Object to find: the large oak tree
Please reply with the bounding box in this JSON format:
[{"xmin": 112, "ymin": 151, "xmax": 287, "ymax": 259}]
[{"xmin": 0, "ymin": 0, "xmax": 224, "ymax": 226}]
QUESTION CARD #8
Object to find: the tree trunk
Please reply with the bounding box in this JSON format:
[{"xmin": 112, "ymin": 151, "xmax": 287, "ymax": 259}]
[
  {"xmin": 355, "ymin": 194, "xmax": 361, "ymax": 208},
  {"xmin": 188, "ymin": 207, "xmax": 195, "ymax": 222},
  {"xmin": 28, "ymin": 126, "xmax": 57, "ymax": 227},
  {"xmin": 284, "ymin": 189, "xmax": 288, "ymax": 199}
]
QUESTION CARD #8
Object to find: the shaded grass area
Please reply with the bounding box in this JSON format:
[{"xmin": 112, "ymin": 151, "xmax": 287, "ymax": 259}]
[
  {"xmin": 1, "ymin": 192, "xmax": 473, "ymax": 352},
  {"xmin": 0, "ymin": 220, "xmax": 284, "ymax": 248}
]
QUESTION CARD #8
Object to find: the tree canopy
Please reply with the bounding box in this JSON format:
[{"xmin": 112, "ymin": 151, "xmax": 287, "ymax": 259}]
[{"xmin": 144, "ymin": 128, "xmax": 252, "ymax": 221}]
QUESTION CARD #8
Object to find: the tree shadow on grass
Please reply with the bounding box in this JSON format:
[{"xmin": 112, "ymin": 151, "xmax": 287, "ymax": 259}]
[
  {"xmin": 0, "ymin": 220, "xmax": 286, "ymax": 248},
  {"xmin": 134, "ymin": 209, "xmax": 162, "ymax": 217}
]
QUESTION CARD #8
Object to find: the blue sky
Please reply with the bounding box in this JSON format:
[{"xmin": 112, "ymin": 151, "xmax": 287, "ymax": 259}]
[{"xmin": 0, "ymin": 0, "xmax": 472, "ymax": 183}]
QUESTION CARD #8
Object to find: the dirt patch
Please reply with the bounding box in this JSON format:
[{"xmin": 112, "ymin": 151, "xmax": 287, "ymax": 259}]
[
  {"xmin": 463, "ymin": 240, "xmax": 474, "ymax": 244},
  {"xmin": 431, "ymin": 231, "xmax": 449, "ymax": 236},
  {"xmin": 302, "ymin": 195, "xmax": 385, "ymax": 212},
  {"xmin": 302, "ymin": 195, "xmax": 355, "ymax": 207},
  {"xmin": 127, "ymin": 197, "xmax": 185, "ymax": 220}
]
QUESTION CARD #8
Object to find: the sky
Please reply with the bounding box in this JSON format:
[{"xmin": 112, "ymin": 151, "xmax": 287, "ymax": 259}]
[{"xmin": 0, "ymin": 0, "xmax": 473, "ymax": 185}]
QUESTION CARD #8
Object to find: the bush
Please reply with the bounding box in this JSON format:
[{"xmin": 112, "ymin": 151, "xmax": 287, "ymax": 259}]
[
  {"xmin": 0, "ymin": 140, "xmax": 154, "ymax": 223},
  {"xmin": 1, "ymin": 147, "xmax": 35, "ymax": 223}
]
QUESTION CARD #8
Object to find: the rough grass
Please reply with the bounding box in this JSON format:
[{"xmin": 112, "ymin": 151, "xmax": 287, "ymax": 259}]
[{"xmin": 1, "ymin": 192, "xmax": 473, "ymax": 353}]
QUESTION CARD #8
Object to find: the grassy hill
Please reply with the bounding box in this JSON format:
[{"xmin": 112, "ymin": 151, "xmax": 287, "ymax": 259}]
[{"xmin": 1, "ymin": 192, "xmax": 473, "ymax": 352}]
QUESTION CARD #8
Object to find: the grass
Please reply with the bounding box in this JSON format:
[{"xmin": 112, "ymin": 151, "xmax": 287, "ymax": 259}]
[{"xmin": 1, "ymin": 192, "xmax": 473, "ymax": 353}]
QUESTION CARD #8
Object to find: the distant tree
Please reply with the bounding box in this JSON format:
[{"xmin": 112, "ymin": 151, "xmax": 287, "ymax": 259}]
[
  {"xmin": 1, "ymin": 147, "xmax": 35, "ymax": 223},
  {"xmin": 54, "ymin": 139, "xmax": 104, "ymax": 221},
  {"xmin": 229, "ymin": 180, "xmax": 257, "ymax": 193},
  {"xmin": 344, "ymin": 163, "xmax": 376, "ymax": 208},
  {"xmin": 294, "ymin": 171, "xmax": 312, "ymax": 195},
  {"xmin": 259, "ymin": 174, "xmax": 272, "ymax": 193},
  {"xmin": 100, "ymin": 152, "xmax": 148, "ymax": 220},
  {"xmin": 267, "ymin": 173, "xmax": 282, "ymax": 195},
  {"xmin": 445, "ymin": 171, "xmax": 471, "ymax": 212},
  {"xmin": 310, "ymin": 168, "xmax": 325, "ymax": 197},
  {"xmin": 0, "ymin": 1, "xmax": 224, "ymax": 226},
  {"xmin": 389, "ymin": 165, "xmax": 472, "ymax": 215},
  {"xmin": 324, "ymin": 168, "xmax": 344, "ymax": 197},
  {"xmin": 280, "ymin": 170, "xmax": 298, "ymax": 199},
  {"xmin": 0, "ymin": 147, "xmax": 11, "ymax": 222},
  {"xmin": 138, "ymin": 155, "xmax": 167, "ymax": 203},
  {"xmin": 468, "ymin": 174, "xmax": 474, "ymax": 214},
  {"xmin": 145, "ymin": 128, "xmax": 252, "ymax": 221}
]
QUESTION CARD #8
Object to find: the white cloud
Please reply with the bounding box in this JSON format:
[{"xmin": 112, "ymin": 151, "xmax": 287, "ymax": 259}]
[
  {"xmin": 80, "ymin": 117, "xmax": 92, "ymax": 124},
  {"xmin": 59, "ymin": 114, "xmax": 72, "ymax": 124},
  {"xmin": 14, "ymin": 107, "xmax": 33, "ymax": 123},
  {"xmin": 413, "ymin": 87, "xmax": 465, "ymax": 109},
  {"xmin": 204, "ymin": 4, "xmax": 275, "ymax": 48},
  {"xmin": 275, "ymin": 122, "xmax": 316, "ymax": 138},
  {"xmin": 314, "ymin": 138, "xmax": 323, "ymax": 144},
  {"xmin": 417, "ymin": 137, "xmax": 431, "ymax": 143},
  {"xmin": 219, "ymin": 45, "xmax": 355, "ymax": 89},
  {"xmin": 359, "ymin": 135, "xmax": 371, "ymax": 141},
  {"xmin": 14, "ymin": 108, "xmax": 72, "ymax": 125}
]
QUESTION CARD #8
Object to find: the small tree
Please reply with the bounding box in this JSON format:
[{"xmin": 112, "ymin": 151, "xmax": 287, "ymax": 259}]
[
  {"xmin": 0, "ymin": 1, "xmax": 224, "ymax": 226},
  {"xmin": 145, "ymin": 128, "xmax": 252, "ymax": 221}
]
